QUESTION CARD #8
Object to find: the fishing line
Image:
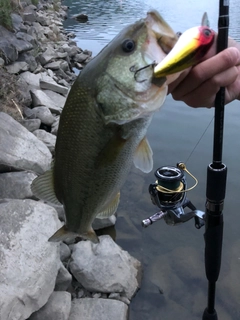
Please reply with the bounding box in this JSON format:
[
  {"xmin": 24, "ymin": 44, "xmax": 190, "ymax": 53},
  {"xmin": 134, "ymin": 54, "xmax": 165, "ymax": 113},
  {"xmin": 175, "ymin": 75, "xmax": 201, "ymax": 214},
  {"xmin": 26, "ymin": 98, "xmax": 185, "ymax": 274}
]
[{"xmin": 184, "ymin": 115, "xmax": 214, "ymax": 165}]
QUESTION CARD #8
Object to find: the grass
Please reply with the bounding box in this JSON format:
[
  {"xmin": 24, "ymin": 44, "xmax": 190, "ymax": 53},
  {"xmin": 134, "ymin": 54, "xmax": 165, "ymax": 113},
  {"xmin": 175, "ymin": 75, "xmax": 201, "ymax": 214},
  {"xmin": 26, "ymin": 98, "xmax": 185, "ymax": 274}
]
[{"xmin": 0, "ymin": 0, "xmax": 39, "ymax": 29}]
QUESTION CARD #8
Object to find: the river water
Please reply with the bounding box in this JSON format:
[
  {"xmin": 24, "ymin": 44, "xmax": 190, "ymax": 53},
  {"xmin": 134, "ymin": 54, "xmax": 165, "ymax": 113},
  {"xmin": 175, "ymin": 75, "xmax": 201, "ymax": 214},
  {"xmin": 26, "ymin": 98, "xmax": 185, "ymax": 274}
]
[{"xmin": 63, "ymin": 1, "xmax": 240, "ymax": 319}]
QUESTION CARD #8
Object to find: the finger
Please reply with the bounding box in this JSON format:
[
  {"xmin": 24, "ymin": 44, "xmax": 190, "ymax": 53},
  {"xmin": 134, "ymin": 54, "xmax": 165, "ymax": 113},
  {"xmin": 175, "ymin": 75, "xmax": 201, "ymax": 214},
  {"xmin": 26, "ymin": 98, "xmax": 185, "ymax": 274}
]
[
  {"xmin": 172, "ymin": 66, "xmax": 239, "ymax": 108},
  {"xmin": 172, "ymin": 47, "xmax": 240, "ymax": 99}
]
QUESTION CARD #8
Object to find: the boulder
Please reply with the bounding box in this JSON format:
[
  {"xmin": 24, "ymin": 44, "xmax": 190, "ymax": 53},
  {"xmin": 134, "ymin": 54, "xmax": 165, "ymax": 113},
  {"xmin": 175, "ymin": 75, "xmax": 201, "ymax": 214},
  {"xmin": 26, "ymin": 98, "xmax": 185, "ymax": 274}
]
[
  {"xmin": 69, "ymin": 298, "xmax": 128, "ymax": 320},
  {"xmin": 0, "ymin": 200, "xmax": 61, "ymax": 320},
  {"xmin": 69, "ymin": 235, "xmax": 142, "ymax": 300},
  {"xmin": 32, "ymin": 129, "xmax": 56, "ymax": 154},
  {"xmin": 25, "ymin": 106, "xmax": 55, "ymax": 126},
  {"xmin": 40, "ymin": 78, "xmax": 69, "ymax": 95},
  {"xmin": 0, "ymin": 171, "xmax": 37, "ymax": 199},
  {"xmin": 19, "ymin": 119, "xmax": 41, "ymax": 132},
  {"xmin": 30, "ymin": 89, "xmax": 63, "ymax": 114},
  {"xmin": 0, "ymin": 112, "xmax": 52, "ymax": 174},
  {"xmin": 54, "ymin": 262, "xmax": 72, "ymax": 291},
  {"xmin": 5, "ymin": 61, "xmax": 29, "ymax": 74},
  {"xmin": 28, "ymin": 291, "xmax": 71, "ymax": 320}
]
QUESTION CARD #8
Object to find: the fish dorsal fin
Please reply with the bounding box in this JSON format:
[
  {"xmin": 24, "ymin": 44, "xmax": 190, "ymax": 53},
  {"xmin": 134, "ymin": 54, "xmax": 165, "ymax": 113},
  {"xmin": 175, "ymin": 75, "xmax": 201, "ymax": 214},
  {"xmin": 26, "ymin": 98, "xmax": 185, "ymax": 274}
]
[
  {"xmin": 133, "ymin": 137, "xmax": 153, "ymax": 173},
  {"xmin": 31, "ymin": 169, "xmax": 61, "ymax": 205},
  {"xmin": 202, "ymin": 12, "xmax": 210, "ymax": 27},
  {"xmin": 97, "ymin": 192, "xmax": 120, "ymax": 219}
]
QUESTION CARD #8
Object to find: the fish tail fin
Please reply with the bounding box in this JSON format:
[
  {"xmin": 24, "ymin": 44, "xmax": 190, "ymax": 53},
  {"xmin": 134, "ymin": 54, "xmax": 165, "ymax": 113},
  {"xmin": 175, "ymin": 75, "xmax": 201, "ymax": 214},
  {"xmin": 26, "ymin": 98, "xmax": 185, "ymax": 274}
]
[
  {"xmin": 48, "ymin": 225, "xmax": 99, "ymax": 244},
  {"xmin": 48, "ymin": 225, "xmax": 77, "ymax": 242},
  {"xmin": 83, "ymin": 228, "xmax": 99, "ymax": 244}
]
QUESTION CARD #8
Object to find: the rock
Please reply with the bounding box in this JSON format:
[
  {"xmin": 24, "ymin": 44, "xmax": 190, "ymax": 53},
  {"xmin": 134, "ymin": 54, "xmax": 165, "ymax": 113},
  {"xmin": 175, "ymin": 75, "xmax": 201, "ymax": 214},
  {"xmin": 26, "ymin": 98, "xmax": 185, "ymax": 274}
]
[
  {"xmin": 18, "ymin": 52, "xmax": 38, "ymax": 72},
  {"xmin": 0, "ymin": 200, "xmax": 61, "ymax": 320},
  {"xmin": 19, "ymin": 118, "xmax": 41, "ymax": 132},
  {"xmin": 69, "ymin": 298, "xmax": 128, "ymax": 320},
  {"xmin": 29, "ymin": 291, "xmax": 71, "ymax": 320},
  {"xmin": 44, "ymin": 90, "xmax": 66, "ymax": 109},
  {"xmin": 5, "ymin": 61, "xmax": 29, "ymax": 74},
  {"xmin": 54, "ymin": 262, "xmax": 72, "ymax": 291},
  {"xmin": 16, "ymin": 32, "xmax": 37, "ymax": 46},
  {"xmin": 45, "ymin": 60, "xmax": 69, "ymax": 71},
  {"xmin": 108, "ymin": 293, "xmax": 130, "ymax": 305},
  {"xmin": 31, "ymin": 89, "xmax": 63, "ymax": 114},
  {"xmin": 74, "ymin": 52, "xmax": 89, "ymax": 63},
  {"xmin": 69, "ymin": 235, "xmax": 142, "ymax": 300},
  {"xmin": 23, "ymin": 106, "xmax": 55, "ymax": 126},
  {"xmin": 40, "ymin": 78, "xmax": 69, "ymax": 95},
  {"xmin": 92, "ymin": 214, "xmax": 117, "ymax": 230},
  {"xmin": 20, "ymin": 71, "xmax": 43, "ymax": 88},
  {"xmin": 32, "ymin": 129, "xmax": 56, "ymax": 154},
  {"xmin": 0, "ymin": 171, "xmax": 37, "ymax": 199},
  {"xmin": 0, "ymin": 57, "xmax": 4, "ymax": 66},
  {"xmin": 60, "ymin": 242, "xmax": 71, "ymax": 262},
  {"xmin": 72, "ymin": 13, "xmax": 88, "ymax": 23},
  {"xmin": 0, "ymin": 112, "xmax": 52, "ymax": 174},
  {"xmin": 62, "ymin": 44, "xmax": 80, "ymax": 57},
  {"xmin": 11, "ymin": 13, "xmax": 25, "ymax": 32},
  {"xmin": 16, "ymin": 77, "xmax": 33, "ymax": 106}
]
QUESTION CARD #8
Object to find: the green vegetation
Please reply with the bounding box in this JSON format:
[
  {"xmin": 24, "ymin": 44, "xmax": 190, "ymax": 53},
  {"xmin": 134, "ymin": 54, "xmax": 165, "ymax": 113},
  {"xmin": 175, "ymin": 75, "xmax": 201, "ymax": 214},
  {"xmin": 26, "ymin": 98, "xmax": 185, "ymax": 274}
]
[
  {"xmin": 0, "ymin": 0, "xmax": 39, "ymax": 29},
  {"xmin": 0, "ymin": 0, "xmax": 13, "ymax": 29}
]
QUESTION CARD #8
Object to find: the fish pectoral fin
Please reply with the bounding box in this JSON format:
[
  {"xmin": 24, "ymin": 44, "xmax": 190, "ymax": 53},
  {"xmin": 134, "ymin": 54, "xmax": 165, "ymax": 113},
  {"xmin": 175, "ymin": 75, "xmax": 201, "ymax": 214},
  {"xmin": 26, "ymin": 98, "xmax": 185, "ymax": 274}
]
[
  {"xmin": 97, "ymin": 192, "xmax": 120, "ymax": 219},
  {"xmin": 48, "ymin": 225, "xmax": 78, "ymax": 242},
  {"xmin": 31, "ymin": 169, "xmax": 61, "ymax": 205},
  {"xmin": 133, "ymin": 137, "xmax": 153, "ymax": 173}
]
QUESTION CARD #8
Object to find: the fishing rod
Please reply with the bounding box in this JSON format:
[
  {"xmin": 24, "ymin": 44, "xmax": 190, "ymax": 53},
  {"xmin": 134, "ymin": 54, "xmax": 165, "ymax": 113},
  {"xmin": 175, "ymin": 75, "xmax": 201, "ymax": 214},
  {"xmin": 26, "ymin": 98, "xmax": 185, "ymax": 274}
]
[
  {"xmin": 141, "ymin": 1, "xmax": 230, "ymax": 319},
  {"xmin": 202, "ymin": 1, "xmax": 229, "ymax": 319}
]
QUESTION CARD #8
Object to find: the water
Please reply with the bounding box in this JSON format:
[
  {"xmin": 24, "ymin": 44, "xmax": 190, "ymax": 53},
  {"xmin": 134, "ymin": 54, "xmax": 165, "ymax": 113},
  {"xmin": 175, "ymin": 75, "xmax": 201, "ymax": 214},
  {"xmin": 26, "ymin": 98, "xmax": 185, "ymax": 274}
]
[{"xmin": 63, "ymin": 1, "xmax": 240, "ymax": 319}]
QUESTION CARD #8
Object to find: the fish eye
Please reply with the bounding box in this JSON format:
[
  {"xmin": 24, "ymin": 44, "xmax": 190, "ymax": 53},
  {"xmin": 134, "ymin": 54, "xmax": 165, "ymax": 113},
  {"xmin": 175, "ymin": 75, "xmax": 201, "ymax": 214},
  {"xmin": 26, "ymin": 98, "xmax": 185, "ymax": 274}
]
[
  {"xmin": 122, "ymin": 39, "xmax": 135, "ymax": 53},
  {"xmin": 203, "ymin": 28, "xmax": 212, "ymax": 37}
]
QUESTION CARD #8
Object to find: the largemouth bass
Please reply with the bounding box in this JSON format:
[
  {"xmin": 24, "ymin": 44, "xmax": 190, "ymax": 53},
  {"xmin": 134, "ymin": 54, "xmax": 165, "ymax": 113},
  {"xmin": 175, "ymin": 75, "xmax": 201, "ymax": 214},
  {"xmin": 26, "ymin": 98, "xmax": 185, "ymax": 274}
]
[{"xmin": 32, "ymin": 11, "xmax": 214, "ymax": 243}]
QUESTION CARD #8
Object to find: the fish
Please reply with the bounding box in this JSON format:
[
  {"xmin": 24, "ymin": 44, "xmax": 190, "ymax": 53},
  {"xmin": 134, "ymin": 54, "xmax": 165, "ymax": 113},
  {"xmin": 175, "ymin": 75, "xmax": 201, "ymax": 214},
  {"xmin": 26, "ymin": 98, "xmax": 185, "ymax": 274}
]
[
  {"xmin": 31, "ymin": 10, "xmax": 213, "ymax": 243},
  {"xmin": 154, "ymin": 12, "xmax": 214, "ymax": 78}
]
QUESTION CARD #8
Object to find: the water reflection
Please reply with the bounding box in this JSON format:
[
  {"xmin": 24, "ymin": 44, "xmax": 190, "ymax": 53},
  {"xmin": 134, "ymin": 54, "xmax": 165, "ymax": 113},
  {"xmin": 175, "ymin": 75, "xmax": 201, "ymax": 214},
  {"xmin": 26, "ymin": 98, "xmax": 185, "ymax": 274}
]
[{"xmin": 62, "ymin": 1, "xmax": 240, "ymax": 319}]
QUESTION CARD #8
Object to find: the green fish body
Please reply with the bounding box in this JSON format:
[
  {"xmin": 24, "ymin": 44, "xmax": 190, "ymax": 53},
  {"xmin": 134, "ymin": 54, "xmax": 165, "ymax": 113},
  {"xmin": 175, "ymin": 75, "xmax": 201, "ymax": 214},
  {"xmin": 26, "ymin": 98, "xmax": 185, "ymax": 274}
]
[{"xmin": 31, "ymin": 11, "xmax": 179, "ymax": 242}]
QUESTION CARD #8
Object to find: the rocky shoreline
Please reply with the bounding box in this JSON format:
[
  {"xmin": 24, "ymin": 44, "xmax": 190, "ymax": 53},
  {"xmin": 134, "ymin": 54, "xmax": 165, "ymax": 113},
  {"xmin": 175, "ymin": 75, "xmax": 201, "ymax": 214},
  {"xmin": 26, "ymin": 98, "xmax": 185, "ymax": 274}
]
[{"xmin": 0, "ymin": 1, "xmax": 141, "ymax": 320}]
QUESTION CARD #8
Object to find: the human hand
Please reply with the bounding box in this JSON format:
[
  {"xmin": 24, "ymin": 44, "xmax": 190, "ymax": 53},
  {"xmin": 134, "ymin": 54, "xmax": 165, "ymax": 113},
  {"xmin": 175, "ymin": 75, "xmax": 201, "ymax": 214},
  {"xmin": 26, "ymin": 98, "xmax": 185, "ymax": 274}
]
[{"xmin": 168, "ymin": 37, "xmax": 240, "ymax": 108}]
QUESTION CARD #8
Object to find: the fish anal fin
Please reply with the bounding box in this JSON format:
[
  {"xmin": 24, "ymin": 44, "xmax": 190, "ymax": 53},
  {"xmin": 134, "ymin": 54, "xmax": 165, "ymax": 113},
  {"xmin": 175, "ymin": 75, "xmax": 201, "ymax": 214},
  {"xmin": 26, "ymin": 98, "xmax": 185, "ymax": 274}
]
[
  {"xmin": 133, "ymin": 137, "xmax": 153, "ymax": 173},
  {"xmin": 97, "ymin": 192, "xmax": 120, "ymax": 219},
  {"xmin": 31, "ymin": 169, "xmax": 61, "ymax": 205}
]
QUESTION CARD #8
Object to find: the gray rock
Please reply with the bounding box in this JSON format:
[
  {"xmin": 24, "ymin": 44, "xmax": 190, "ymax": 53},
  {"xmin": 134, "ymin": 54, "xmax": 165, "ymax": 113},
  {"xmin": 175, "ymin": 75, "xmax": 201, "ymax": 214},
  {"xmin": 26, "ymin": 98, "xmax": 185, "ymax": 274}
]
[
  {"xmin": 5, "ymin": 61, "xmax": 29, "ymax": 74},
  {"xmin": 92, "ymin": 214, "xmax": 117, "ymax": 230},
  {"xmin": 60, "ymin": 242, "xmax": 71, "ymax": 262},
  {"xmin": 0, "ymin": 112, "xmax": 52, "ymax": 174},
  {"xmin": 29, "ymin": 106, "xmax": 56, "ymax": 125},
  {"xmin": 16, "ymin": 77, "xmax": 32, "ymax": 107},
  {"xmin": 16, "ymin": 32, "xmax": 37, "ymax": 46},
  {"xmin": 74, "ymin": 52, "xmax": 89, "ymax": 63},
  {"xmin": 44, "ymin": 60, "xmax": 69, "ymax": 71},
  {"xmin": 19, "ymin": 118, "xmax": 41, "ymax": 132},
  {"xmin": 20, "ymin": 71, "xmax": 43, "ymax": 88},
  {"xmin": 32, "ymin": 129, "xmax": 56, "ymax": 154},
  {"xmin": 0, "ymin": 26, "xmax": 33, "ymax": 54},
  {"xmin": 29, "ymin": 291, "xmax": 71, "ymax": 320},
  {"xmin": 69, "ymin": 298, "xmax": 128, "ymax": 320},
  {"xmin": 0, "ymin": 171, "xmax": 37, "ymax": 199},
  {"xmin": 38, "ymin": 46, "xmax": 59, "ymax": 65},
  {"xmin": 54, "ymin": 262, "xmax": 72, "ymax": 291},
  {"xmin": 0, "ymin": 200, "xmax": 61, "ymax": 320},
  {"xmin": 108, "ymin": 293, "xmax": 130, "ymax": 305},
  {"xmin": 40, "ymin": 78, "xmax": 69, "ymax": 95},
  {"xmin": 69, "ymin": 235, "xmax": 142, "ymax": 300},
  {"xmin": 44, "ymin": 90, "xmax": 66, "ymax": 109},
  {"xmin": 11, "ymin": 13, "xmax": 24, "ymax": 32},
  {"xmin": 31, "ymin": 89, "xmax": 62, "ymax": 114},
  {"xmin": 0, "ymin": 57, "xmax": 4, "ymax": 66},
  {"xmin": 18, "ymin": 52, "xmax": 38, "ymax": 72},
  {"xmin": 22, "ymin": 9, "xmax": 37, "ymax": 23}
]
